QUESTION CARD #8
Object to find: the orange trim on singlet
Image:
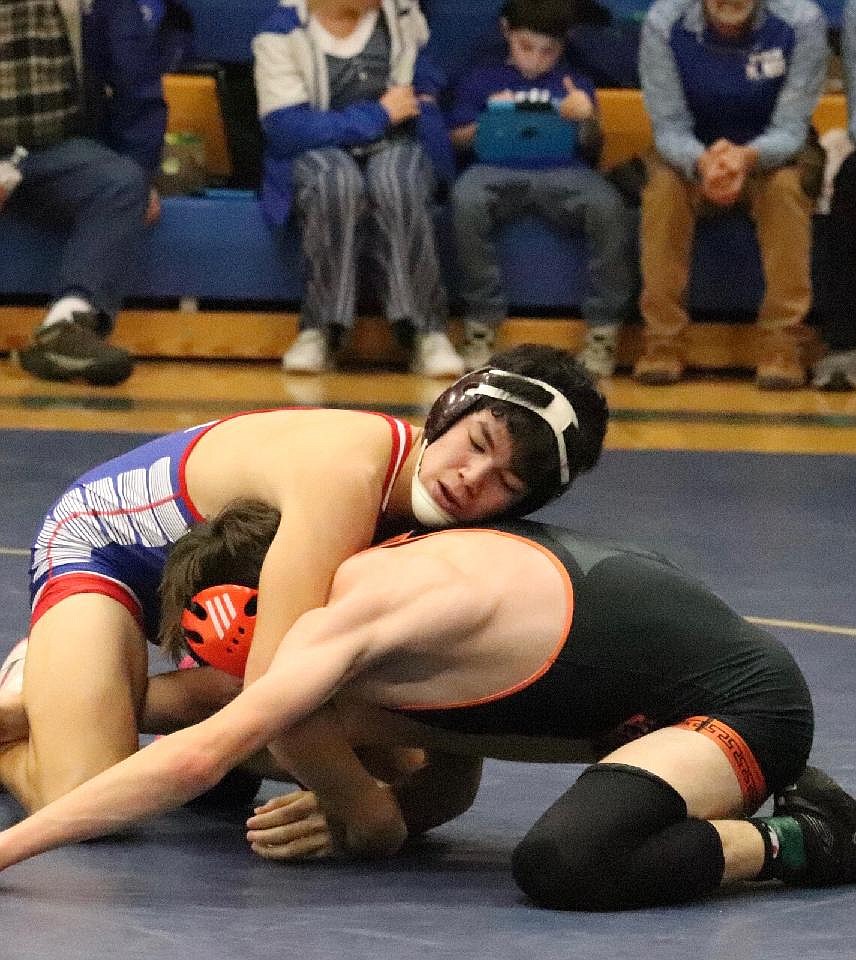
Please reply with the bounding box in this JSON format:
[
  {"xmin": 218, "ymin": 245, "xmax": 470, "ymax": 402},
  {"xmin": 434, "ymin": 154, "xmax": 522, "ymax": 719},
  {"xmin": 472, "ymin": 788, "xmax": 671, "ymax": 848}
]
[
  {"xmin": 674, "ymin": 715, "xmax": 768, "ymax": 811},
  {"xmin": 177, "ymin": 409, "xmax": 414, "ymax": 522},
  {"xmin": 377, "ymin": 528, "xmax": 575, "ymax": 712},
  {"xmin": 31, "ymin": 572, "xmax": 145, "ymax": 631}
]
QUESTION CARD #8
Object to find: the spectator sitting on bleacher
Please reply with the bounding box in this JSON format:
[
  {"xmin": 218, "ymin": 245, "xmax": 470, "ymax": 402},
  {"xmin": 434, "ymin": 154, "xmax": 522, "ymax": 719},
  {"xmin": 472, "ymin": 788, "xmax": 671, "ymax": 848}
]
[
  {"xmin": 447, "ymin": 0, "xmax": 637, "ymax": 379},
  {"xmin": 0, "ymin": 0, "xmax": 188, "ymax": 386},
  {"xmin": 810, "ymin": 0, "xmax": 856, "ymax": 390},
  {"xmin": 253, "ymin": 0, "xmax": 464, "ymax": 378},
  {"xmin": 636, "ymin": 0, "xmax": 828, "ymax": 389}
]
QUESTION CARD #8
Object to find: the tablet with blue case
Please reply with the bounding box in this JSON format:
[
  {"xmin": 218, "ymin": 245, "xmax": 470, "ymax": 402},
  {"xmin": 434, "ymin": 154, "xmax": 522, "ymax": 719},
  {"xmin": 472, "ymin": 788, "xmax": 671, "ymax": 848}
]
[{"xmin": 473, "ymin": 100, "xmax": 578, "ymax": 165}]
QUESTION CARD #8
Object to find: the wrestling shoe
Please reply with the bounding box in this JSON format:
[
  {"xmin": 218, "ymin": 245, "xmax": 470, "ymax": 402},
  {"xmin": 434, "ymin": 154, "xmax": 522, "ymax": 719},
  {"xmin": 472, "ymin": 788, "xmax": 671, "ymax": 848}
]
[
  {"xmin": 0, "ymin": 639, "xmax": 27, "ymax": 696},
  {"xmin": 18, "ymin": 312, "xmax": 133, "ymax": 386},
  {"xmin": 773, "ymin": 766, "xmax": 856, "ymax": 885}
]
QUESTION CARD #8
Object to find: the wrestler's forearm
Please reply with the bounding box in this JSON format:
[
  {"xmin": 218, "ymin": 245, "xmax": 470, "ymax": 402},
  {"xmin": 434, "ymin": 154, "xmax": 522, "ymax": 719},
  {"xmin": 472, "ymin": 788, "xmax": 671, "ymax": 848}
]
[
  {"xmin": 0, "ymin": 727, "xmax": 227, "ymax": 869},
  {"xmin": 140, "ymin": 667, "xmax": 242, "ymax": 734},
  {"xmin": 267, "ymin": 707, "xmax": 408, "ymax": 857}
]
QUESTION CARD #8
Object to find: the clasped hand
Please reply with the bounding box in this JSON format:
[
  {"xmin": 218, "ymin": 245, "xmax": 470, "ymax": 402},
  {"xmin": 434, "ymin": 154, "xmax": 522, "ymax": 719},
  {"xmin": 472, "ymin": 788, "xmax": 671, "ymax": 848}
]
[
  {"xmin": 380, "ymin": 85, "xmax": 421, "ymax": 125},
  {"xmin": 246, "ymin": 783, "xmax": 408, "ymax": 861},
  {"xmin": 697, "ymin": 139, "xmax": 753, "ymax": 207}
]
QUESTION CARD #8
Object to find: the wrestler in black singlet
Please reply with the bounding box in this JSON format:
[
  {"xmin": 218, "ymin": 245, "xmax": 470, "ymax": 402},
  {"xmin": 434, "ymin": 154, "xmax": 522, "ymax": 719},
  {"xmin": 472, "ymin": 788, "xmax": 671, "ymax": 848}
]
[{"xmin": 393, "ymin": 519, "xmax": 813, "ymax": 794}]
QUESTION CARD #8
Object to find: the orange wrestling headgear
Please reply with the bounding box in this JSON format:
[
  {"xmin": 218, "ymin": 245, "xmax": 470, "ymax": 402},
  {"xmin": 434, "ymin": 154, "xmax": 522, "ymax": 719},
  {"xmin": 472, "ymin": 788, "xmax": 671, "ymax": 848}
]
[{"xmin": 180, "ymin": 584, "xmax": 258, "ymax": 677}]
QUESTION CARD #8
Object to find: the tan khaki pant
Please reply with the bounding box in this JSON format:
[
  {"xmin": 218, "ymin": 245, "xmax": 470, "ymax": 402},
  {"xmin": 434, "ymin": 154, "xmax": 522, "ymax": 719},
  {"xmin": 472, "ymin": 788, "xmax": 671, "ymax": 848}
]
[{"xmin": 639, "ymin": 151, "xmax": 813, "ymax": 338}]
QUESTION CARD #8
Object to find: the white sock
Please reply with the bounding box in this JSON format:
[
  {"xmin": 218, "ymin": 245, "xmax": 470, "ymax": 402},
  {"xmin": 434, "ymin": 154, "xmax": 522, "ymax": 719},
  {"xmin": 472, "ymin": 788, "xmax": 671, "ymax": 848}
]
[{"xmin": 41, "ymin": 295, "xmax": 94, "ymax": 330}]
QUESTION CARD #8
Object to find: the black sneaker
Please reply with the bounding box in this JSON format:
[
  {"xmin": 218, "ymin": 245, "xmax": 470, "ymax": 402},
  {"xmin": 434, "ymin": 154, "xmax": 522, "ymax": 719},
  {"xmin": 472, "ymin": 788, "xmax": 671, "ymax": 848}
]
[
  {"xmin": 18, "ymin": 312, "xmax": 133, "ymax": 386},
  {"xmin": 774, "ymin": 766, "xmax": 856, "ymax": 885}
]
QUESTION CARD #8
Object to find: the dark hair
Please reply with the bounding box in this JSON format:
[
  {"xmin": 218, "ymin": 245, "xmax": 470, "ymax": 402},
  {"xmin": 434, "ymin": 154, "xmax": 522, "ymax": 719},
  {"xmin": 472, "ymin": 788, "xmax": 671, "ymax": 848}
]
[
  {"xmin": 159, "ymin": 499, "xmax": 279, "ymax": 662},
  {"xmin": 424, "ymin": 344, "xmax": 608, "ymax": 516},
  {"xmin": 501, "ymin": 0, "xmax": 575, "ymax": 39},
  {"xmin": 483, "ymin": 344, "xmax": 607, "ymax": 514}
]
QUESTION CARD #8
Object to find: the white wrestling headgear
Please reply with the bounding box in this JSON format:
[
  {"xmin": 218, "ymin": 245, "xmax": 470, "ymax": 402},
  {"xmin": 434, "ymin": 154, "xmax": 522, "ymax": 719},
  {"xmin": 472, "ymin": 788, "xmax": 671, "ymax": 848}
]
[
  {"xmin": 459, "ymin": 369, "xmax": 578, "ymax": 485},
  {"xmin": 412, "ymin": 367, "xmax": 580, "ymax": 523}
]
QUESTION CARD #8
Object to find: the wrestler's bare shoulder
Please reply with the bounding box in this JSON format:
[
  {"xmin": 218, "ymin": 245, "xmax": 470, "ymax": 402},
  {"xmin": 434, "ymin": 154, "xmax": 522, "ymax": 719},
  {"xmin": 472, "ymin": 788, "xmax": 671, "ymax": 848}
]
[
  {"xmin": 341, "ymin": 529, "xmax": 570, "ymax": 621},
  {"xmin": 185, "ymin": 409, "xmax": 403, "ymax": 515},
  {"xmin": 331, "ymin": 530, "xmax": 572, "ymax": 711}
]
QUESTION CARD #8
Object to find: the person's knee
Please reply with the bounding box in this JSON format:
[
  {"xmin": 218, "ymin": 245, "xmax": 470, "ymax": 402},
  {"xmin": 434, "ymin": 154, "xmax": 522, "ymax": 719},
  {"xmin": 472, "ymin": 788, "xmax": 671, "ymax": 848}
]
[
  {"xmin": 511, "ymin": 763, "xmax": 689, "ymax": 910},
  {"xmin": 366, "ymin": 165, "xmax": 428, "ymax": 213},
  {"xmin": 641, "ymin": 163, "xmax": 694, "ymax": 228},
  {"xmin": 100, "ymin": 156, "xmax": 149, "ymax": 213},
  {"xmin": 760, "ymin": 165, "xmax": 809, "ymax": 209},
  {"xmin": 584, "ymin": 190, "xmax": 633, "ymax": 240},
  {"xmin": 452, "ymin": 172, "xmax": 496, "ymax": 231},
  {"xmin": 332, "ymin": 159, "xmax": 366, "ymax": 204},
  {"xmin": 297, "ymin": 152, "xmax": 366, "ymax": 211}
]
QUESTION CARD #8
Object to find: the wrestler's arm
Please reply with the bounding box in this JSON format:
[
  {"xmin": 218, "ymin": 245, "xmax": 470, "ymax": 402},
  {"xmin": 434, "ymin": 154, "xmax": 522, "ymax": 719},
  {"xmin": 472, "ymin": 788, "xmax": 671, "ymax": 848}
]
[
  {"xmin": 252, "ymin": 551, "xmax": 493, "ymax": 856},
  {"xmin": 139, "ymin": 667, "xmax": 242, "ymax": 734},
  {"xmin": 0, "ymin": 592, "xmax": 396, "ymax": 870},
  {"xmin": 245, "ymin": 752, "xmax": 484, "ymax": 860},
  {"xmin": 232, "ymin": 433, "xmax": 420, "ymax": 851},
  {"xmin": 245, "ymin": 558, "xmax": 494, "ymax": 859}
]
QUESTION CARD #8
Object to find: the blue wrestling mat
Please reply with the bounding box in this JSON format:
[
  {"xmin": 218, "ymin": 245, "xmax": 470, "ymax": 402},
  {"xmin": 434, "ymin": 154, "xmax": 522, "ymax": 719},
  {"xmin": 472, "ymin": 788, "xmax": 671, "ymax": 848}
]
[{"xmin": 0, "ymin": 429, "xmax": 854, "ymax": 960}]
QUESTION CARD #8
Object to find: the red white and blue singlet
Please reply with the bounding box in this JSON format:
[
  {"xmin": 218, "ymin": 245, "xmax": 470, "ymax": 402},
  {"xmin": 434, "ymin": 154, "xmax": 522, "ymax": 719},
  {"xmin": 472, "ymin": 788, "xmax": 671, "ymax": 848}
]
[{"xmin": 29, "ymin": 411, "xmax": 413, "ymax": 640}]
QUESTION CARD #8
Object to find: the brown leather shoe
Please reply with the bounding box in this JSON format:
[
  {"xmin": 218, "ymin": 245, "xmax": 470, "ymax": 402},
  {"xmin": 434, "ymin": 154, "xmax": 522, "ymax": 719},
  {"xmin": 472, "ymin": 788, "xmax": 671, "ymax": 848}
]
[
  {"xmin": 633, "ymin": 337, "xmax": 684, "ymax": 385},
  {"xmin": 756, "ymin": 329, "xmax": 806, "ymax": 391}
]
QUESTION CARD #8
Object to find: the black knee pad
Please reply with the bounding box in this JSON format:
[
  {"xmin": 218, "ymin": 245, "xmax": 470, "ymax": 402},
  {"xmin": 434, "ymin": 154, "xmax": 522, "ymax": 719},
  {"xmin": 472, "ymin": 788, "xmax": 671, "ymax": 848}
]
[{"xmin": 512, "ymin": 763, "xmax": 723, "ymax": 910}]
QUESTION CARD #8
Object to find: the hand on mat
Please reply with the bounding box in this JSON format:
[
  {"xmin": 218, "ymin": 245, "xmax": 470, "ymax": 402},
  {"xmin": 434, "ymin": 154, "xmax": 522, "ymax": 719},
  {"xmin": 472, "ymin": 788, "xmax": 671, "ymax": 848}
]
[
  {"xmin": 247, "ymin": 790, "xmax": 337, "ymax": 860},
  {"xmin": 247, "ymin": 783, "xmax": 407, "ymax": 861}
]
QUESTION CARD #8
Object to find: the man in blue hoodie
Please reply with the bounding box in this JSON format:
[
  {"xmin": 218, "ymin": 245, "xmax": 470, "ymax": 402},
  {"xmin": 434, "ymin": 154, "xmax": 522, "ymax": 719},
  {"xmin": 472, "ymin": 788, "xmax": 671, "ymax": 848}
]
[{"xmin": 0, "ymin": 0, "xmax": 188, "ymax": 386}]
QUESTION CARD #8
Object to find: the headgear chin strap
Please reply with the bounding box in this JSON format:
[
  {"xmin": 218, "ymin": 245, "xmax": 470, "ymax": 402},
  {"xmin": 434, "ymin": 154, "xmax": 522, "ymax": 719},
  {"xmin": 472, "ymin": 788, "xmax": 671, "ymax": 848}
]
[
  {"xmin": 181, "ymin": 584, "xmax": 258, "ymax": 677},
  {"xmin": 411, "ymin": 440, "xmax": 456, "ymax": 526}
]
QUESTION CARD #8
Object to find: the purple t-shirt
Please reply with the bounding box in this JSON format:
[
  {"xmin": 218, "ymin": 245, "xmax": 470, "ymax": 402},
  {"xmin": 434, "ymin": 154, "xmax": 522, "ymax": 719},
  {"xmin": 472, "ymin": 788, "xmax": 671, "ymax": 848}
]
[{"xmin": 447, "ymin": 59, "xmax": 596, "ymax": 169}]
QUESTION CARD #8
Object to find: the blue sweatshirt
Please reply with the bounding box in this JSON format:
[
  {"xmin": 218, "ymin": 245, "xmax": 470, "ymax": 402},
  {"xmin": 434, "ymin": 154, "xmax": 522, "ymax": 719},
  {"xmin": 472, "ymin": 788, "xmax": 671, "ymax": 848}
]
[
  {"xmin": 81, "ymin": 0, "xmax": 190, "ymax": 175},
  {"xmin": 639, "ymin": 0, "xmax": 828, "ymax": 179},
  {"xmin": 447, "ymin": 60, "xmax": 597, "ymax": 169}
]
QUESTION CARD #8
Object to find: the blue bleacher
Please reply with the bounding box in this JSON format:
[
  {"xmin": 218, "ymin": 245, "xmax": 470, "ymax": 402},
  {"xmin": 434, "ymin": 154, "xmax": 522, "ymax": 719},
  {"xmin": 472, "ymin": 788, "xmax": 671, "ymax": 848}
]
[{"xmin": 0, "ymin": 0, "xmax": 836, "ymax": 319}]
